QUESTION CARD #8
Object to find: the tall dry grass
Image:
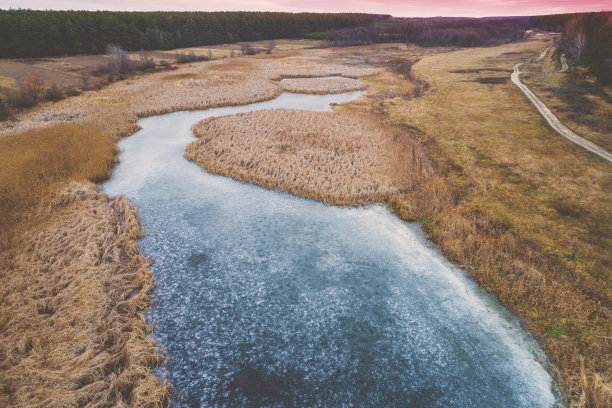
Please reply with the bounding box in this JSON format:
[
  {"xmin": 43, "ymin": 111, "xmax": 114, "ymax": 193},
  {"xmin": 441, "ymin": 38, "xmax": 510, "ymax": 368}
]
[
  {"xmin": 187, "ymin": 109, "xmax": 433, "ymax": 205},
  {"xmin": 279, "ymin": 77, "xmax": 366, "ymax": 94},
  {"xmin": 0, "ymin": 124, "xmax": 117, "ymax": 247},
  {"xmin": 0, "ymin": 182, "xmax": 169, "ymax": 407}
]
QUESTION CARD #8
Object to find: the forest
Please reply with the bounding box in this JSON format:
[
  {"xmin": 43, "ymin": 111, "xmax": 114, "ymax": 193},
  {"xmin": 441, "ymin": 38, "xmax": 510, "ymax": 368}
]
[
  {"xmin": 530, "ymin": 12, "xmax": 612, "ymax": 84},
  {"xmin": 0, "ymin": 10, "xmax": 373, "ymax": 58},
  {"xmin": 323, "ymin": 18, "xmax": 528, "ymax": 47}
]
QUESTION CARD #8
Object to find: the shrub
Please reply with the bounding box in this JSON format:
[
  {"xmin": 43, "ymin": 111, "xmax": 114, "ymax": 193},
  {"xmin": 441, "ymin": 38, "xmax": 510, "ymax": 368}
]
[
  {"xmin": 175, "ymin": 51, "xmax": 209, "ymax": 63},
  {"xmin": 65, "ymin": 87, "xmax": 82, "ymax": 97},
  {"xmin": 9, "ymin": 92, "xmax": 36, "ymax": 108},
  {"xmin": 0, "ymin": 97, "xmax": 9, "ymax": 121},
  {"xmin": 44, "ymin": 83, "xmax": 64, "ymax": 101}
]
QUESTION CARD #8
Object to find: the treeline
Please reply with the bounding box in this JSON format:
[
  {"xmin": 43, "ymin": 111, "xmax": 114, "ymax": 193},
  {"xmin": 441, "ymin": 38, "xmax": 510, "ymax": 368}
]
[
  {"xmin": 0, "ymin": 9, "xmax": 373, "ymax": 58},
  {"xmin": 531, "ymin": 12, "xmax": 612, "ymax": 84},
  {"xmin": 529, "ymin": 13, "xmax": 584, "ymax": 32},
  {"xmin": 324, "ymin": 19, "xmax": 527, "ymax": 48}
]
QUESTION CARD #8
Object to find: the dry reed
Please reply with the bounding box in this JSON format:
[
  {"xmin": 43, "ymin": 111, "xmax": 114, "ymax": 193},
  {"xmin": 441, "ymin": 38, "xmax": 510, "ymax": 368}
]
[
  {"xmin": 187, "ymin": 109, "xmax": 433, "ymax": 205},
  {"xmin": 0, "ymin": 182, "xmax": 169, "ymax": 407},
  {"xmin": 0, "ymin": 123, "xmax": 117, "ymax": 246},
  {"xmin": 279, "ymin": 77, "xmax": 366, "ymax": 94}
]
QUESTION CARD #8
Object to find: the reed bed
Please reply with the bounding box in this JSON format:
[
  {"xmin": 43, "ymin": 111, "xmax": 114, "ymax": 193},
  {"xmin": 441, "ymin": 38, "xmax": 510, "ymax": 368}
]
[
  {"xmin": 279, "ymin": 77, "xmax": 366, "ymax": 94},
  {"xmin": 0, "ymin": 123, "xmax": 117, "ymax": 244},
  {"xmin": 187, "ymin": 109, "xmax": 433, "ymax": 205},
  {"xmin": 263, "ymin": 57, "xmax": 382, "ymax": 79},
  {"xmin": 0, "ymin": 181, "xmax": 169, "ymax": 407},
  {"xmin": 0, "ymin": 54, "xmax": 382, "ymax": 135}
]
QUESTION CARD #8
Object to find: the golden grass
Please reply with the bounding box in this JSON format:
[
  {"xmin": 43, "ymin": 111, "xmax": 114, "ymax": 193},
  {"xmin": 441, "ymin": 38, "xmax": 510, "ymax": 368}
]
[
  {"xmin": 160, "ymin": 72, "xmax": 209, "ymax": 81},
  {"xmin": 206, "ymin": 59, "xmax": 256, "ymax": 72},
  {"xmin": 0, "ymin": 123, "xmax": 117, "ymax": 245},
  {"xmin": 187, "ymin": 109, "xmax": 433, "ymax": 205},
  {"xmin": 279, "ymin": 77, "xmax": 366, "ymax": 94},
  {"xmin": 0, "ymin": 182, "xmax": 169, "ymax": 407}
]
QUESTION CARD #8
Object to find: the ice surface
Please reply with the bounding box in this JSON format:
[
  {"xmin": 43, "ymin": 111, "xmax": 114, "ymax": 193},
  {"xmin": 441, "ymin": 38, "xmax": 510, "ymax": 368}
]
[{"xmin": 101, "ymin": 91, "xmax": 560, "ymax": 407}]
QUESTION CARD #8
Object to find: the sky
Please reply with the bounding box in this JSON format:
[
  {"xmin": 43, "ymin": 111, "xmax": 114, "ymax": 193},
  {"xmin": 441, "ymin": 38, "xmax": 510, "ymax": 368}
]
[{"xmin": 0, "ymin": 0, "xmax": 609, "ymax": 17}]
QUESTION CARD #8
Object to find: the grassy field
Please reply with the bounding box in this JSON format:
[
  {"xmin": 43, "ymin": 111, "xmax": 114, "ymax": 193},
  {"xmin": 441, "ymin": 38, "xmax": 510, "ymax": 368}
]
[
  {"xmin": 0, "ymin": 38, "xmax": 322, "ymax": 96},
  {"xmin": 0, "ymin": 124, "xmax": 117, "ymax": 243},
  {"xmin": 520, "ymin": 48, "xmax": 612, "ymax": 152}
]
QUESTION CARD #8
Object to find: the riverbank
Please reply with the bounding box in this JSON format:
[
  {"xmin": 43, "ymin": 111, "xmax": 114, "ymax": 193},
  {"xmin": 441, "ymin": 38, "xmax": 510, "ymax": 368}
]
[
  {"xmin": 0, "ymin": 182, "xmax": 168, "ymax": 407},
  {"xmin": 1, "ymin": 40, "xmax": 610, "ymax": 406}
]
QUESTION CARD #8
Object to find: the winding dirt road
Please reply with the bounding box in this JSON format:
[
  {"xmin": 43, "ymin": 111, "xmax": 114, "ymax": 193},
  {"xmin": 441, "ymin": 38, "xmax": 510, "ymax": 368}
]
[{"xmin": 511, "ymin": 48, "xmax": 612, "ymax": 163}]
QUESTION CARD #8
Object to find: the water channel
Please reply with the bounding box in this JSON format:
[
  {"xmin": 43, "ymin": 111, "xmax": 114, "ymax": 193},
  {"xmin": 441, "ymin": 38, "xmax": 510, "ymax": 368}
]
[{"xmin": 101, "ymin": 91, "xmax": 560, "ymax": 407}]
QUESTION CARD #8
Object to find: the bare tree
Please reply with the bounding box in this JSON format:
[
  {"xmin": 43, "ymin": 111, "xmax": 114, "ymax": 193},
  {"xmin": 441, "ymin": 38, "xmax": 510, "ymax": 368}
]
[
  {"xmin": 19, "ymin": 74, "xmax": 44, "ymax": 101},
  {"xmin": 80, "ymin": 69, "xmax": 91, "ymax": 90},
  {"xmin": 573, "ymin": 32, "xmax": 586, "ymax": 65},
  {"xmin": 106, "ymin": 44, "xmax": 130, "ymax": 76}
]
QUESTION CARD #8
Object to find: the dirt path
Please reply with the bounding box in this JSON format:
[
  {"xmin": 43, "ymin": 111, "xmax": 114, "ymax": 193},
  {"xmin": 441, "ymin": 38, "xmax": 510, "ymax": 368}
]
[{"xmin": 511, "ymin": 48, "xmax": 612, "ymax": 163}]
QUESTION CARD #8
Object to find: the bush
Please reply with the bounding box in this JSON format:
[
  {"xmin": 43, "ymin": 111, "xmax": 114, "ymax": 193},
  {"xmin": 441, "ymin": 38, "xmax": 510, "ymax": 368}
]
[
  {"xmin": 65, "ymin": 87, "xmax": 82, "ymax": 97},
  {"xmin": 9, "ymin": 92, "xmax": 37, "ymax": 108},
  {"xmin": 175, "ymin": 51, "xmax": 209, "ymax": 63},
  {"xmin": 18, "ymin": 73, "xmax": 44, "ymax": 103},
  {"xmin": 137, "ymin": 57, "xmax": 156, "ymax": 71},
  {"xmin": 44, "ymin": 84, "xmax": 64, "ymax": 101},
  {"xmin": 0, "ymin": 98, "xmax": 9, "ymax": 121}
]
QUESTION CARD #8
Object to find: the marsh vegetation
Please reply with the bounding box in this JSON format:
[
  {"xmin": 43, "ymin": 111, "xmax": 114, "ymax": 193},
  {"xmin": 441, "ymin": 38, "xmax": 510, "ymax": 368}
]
[{"xmin": 0, "ymin": 32, "xmax": 610, "ymax": 407}]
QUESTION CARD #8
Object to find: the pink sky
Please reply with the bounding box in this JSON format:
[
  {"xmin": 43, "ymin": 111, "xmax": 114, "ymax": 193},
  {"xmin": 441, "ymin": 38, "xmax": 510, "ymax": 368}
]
[{"xmin": 0, "ymin": 0, "xmax": 609, "ymax": 17}]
